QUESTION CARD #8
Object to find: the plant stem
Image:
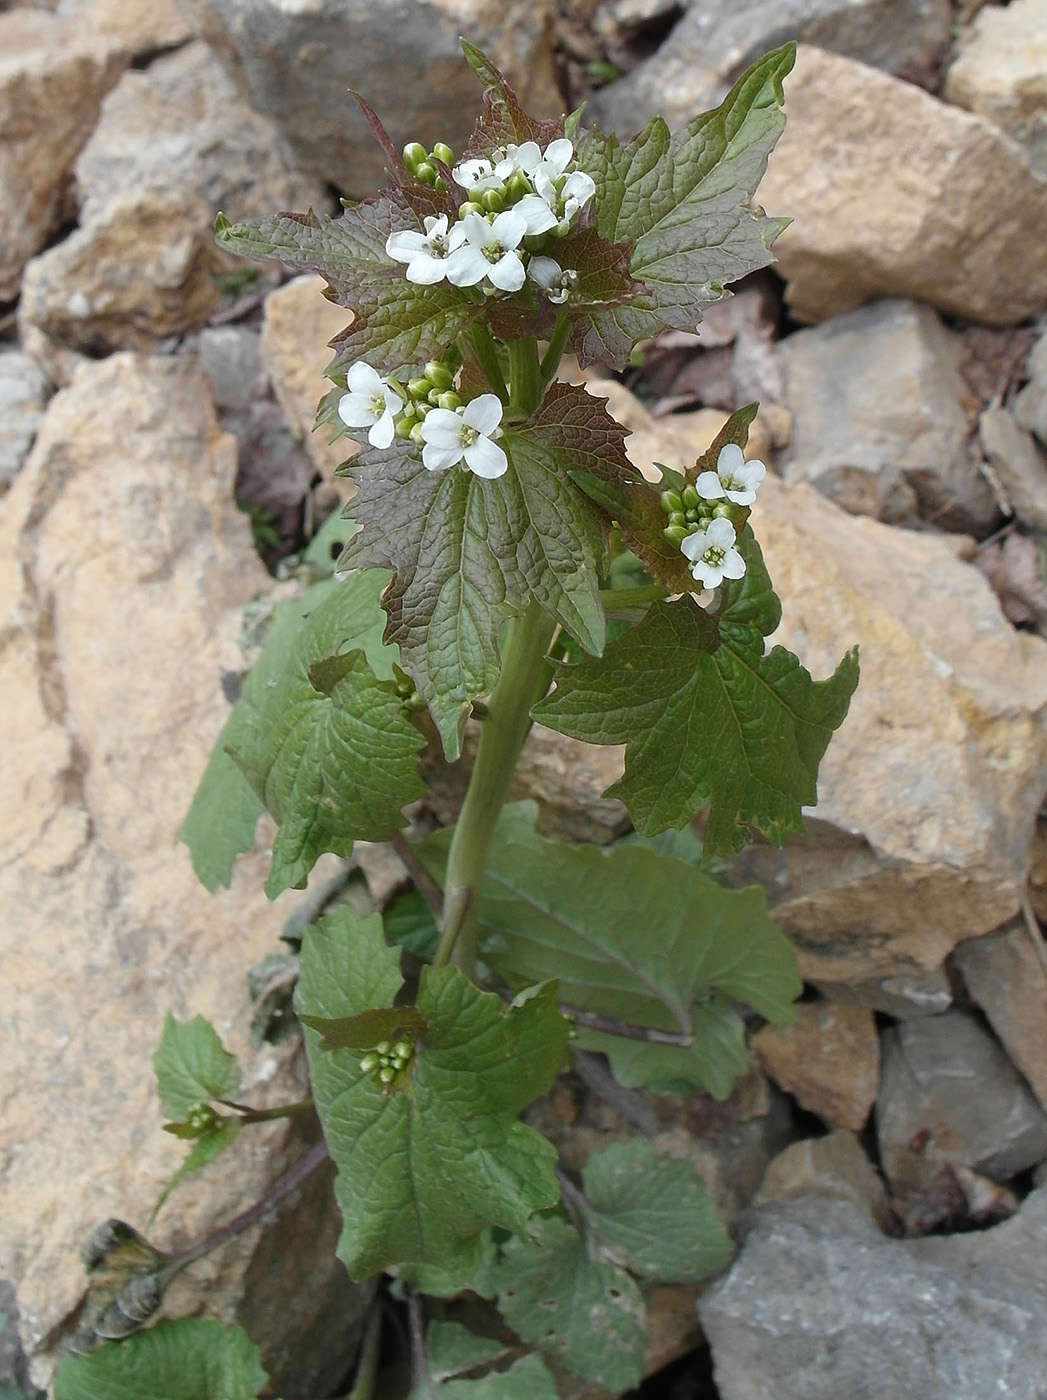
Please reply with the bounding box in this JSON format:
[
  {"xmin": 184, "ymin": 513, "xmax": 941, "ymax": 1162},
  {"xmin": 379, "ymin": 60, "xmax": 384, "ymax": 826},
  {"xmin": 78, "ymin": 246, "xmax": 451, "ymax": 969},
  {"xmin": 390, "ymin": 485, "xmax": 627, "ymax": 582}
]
[
  {"xmin": 433, "ymin": 599, "xmax": 556, "ymax": 974},
  {"xmin": 217, "ymin": 1097, "xmax": 314, "ymax": 1123},
  {"xmin": 539, "ymin": 313, "xmax": 572, "ymax": 386},
  {"xmin": 347, "ymin": 1304, "xmax": 383, "ymax": 1400},
  {"xmin": 598, "ymin": 583, "xmax": 669, "ymax": 610},
  {"xmin": 507, "ymin": 337, "xmax": 542, "ymax": 419},
  {"xmin": 465, "ymin": 323, "xmax": 510, "ymax": 404}
]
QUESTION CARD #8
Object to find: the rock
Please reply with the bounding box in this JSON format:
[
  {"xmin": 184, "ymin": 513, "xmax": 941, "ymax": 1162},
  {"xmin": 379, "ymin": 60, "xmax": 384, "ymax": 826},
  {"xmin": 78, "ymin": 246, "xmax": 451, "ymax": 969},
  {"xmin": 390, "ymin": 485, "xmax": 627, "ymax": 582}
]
[
  {"xmin": 0, "ymin": 9, "xmax": 127, "ymax": 300},
  {"xmin": 1031, "ymin": 818, "xmax": 1047, "ymax": 924},
  {"xmin": 1014, "ymin": 331, "xmax": 1047, "ymax": 449},
  {"xmin": 754, "ymin": 1129, "xmax": 892, "ymax": 1229},
  {"xmin": 18, "ymin": 42, "xmax": 326, "ymax": 366},
  {"xmin": 979, "ymin": 406, "xmax": 1047, "ymax": 533},
  {"xmin": 197, "ymin": 325, "xmax": 264, "ymax": 410},
  {"xmin": 0, "ymin": 350, "xmax": 50, "ymax": 492},
  {"xmin": 259, "ymin": 275, "xmax": 357, "ymax": 479},
  {"xmin": 699, "ymin": 1189, "xmax": 1047, "ymax": 1400},
  {"xmin": 0, "ymin": 354, "xmax": 365, "ymax": 1390},
  {"xmin": 781, "ymin": 299, "xmax": 998, "ymax": 532},
  {"xmin": 812, "ymin": 966, "xmax": 952, "ymax": 1020},
  {"xmin": 61, "ymin": 0, "xmax": 193, "ymax": 56},
  {"xmin": 727, "ymin": 475, "xmax": 1047, "ymax": 990},
  {"xmin": 954, "ymin": 921, "xmax": 1047, "ymax": 1110},
  {"xmin": 945, "ymin": 0, "xmax": 1047, "ymax": 178},
  {"xmin": 589, "ymin": 0, "xmax": 951, "ymax": 136},
  {"xmin": 176, "ymin": 0, "xmax": 561, "ymax": 195},
  {"xmin": 752, "ymin": 1002, "xmax": 879, "ymax": 1131},
  {"xmin": 756, "ymin": 46, "xmax": 1047, "ymax": 326},
  {"xmin": 975, "ymin": 529, "xmax": 1047, "ymax": 631},
  {"xmin": 877, "ymin": 1009, "xmax": 1047, "ymax": 1193}
]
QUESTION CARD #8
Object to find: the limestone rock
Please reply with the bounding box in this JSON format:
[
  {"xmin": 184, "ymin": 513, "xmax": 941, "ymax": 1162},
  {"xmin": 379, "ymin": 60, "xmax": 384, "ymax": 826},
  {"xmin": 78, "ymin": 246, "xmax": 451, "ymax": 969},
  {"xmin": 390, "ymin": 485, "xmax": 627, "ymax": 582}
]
[
  {"xmin": 945, "ymin": 0, "xmax": 1047, "ymax": 177},
  {"xmin": 699, "ymin": 1189, "xmax": 1047, "ymax": 1400},
  {"xmin": 0, "ymin": 9, "xmax": 126, "ymax": 300},
  {"xmin": 18, "ymin": 42, "xmax": 325, "ymax": 364},
  {"xmin": 812, "ymin": 966, "xmax": 952, "ymax": 1019},
  {"xmin": 0, "ymin": 354, "xmax": 364, "ymax": 1390},
  {"xmin": 954, "ymin": 922, "xmax": 1047, "ymax": 1110},
  {"xmin": 752, "ymin": 1002, "xmax": 879, "ymax": 1131},
  {"xmin": 1014, "ymin": 331, "xmax": 1047, "ymax": 449},
  {"xmin": 877, "ymin": 1009, "xmax": 1047, "ymax": 1193},
  {"xmin": 590, "ymin": 0, "xmax": 951, "ymax": 136},
  {"xmin": 756, "ymin": 46, "xmax": 1047, "ymax": 325},
  {"xmin": 781, "ymin": 299, "xmax": 997, "ymax": 531},
  {"xmin": 754, "ymin": 1130, "xmax": 892, "ymax": 1228},
  {"xmin": 728, "ymin": 475, "xmax": 1047, "ymax": 989},
  {"xmin": 198, "ymin": 325, "xmax": 264, "ymax": 410},
  {"xmin": 61, "ymin": 0, "xmax": 193, "ymax": 57},
  {"xmin": 1031, "ymin": 818, "xmax": 1047, "ymax": 924},
  {"xmin": 979, "ymin": 405, "xmax": 1047, "ymax": 533},
  {"xmin": 0, "ymin": 350, "xmax": 50, "ymax": 492},
  {"xmin": 175, "ymin": 0, "xmax": 560, "ymax": 195},
  {"xmin": 260, "ymin": 275, "xmax": 357, "ymax": 479}
]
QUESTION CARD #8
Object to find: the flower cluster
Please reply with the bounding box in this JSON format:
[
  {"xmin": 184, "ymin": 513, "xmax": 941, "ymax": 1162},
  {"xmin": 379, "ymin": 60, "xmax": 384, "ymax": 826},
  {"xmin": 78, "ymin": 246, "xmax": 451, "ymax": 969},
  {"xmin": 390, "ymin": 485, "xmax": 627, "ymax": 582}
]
[
  {"xmin": 359, "ymin": 1037, "xmax": 414, "ymax": 1088},
  {"xmin": 663, "ymin": 443, "xmax": 767, "ymax": 589},
  {"xmin": 386, "ymin": 137, "xmax": 595, "ymax": 299},
  {"xmin": 337, "ymin": 358, "xmax": 508, "ymax": 479}
]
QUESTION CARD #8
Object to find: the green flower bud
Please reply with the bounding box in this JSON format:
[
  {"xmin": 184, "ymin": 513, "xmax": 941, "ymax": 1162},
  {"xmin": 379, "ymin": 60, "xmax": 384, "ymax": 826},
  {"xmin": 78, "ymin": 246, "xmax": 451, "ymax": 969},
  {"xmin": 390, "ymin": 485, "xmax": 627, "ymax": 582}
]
[
  {"xmin": 378, "ymin": 1065, "xmax": 396, "ymax": 1085},
  {"xmin": 409, "ymin": 421, "xmax": 426, "ymax": 443},
  {"xmin": 667, "ymin": 511, "xmax": 687, "ymax": 529},
  {"xmin": 375, "ymin": 1041, "xmax": 390, "ymax": 1056},
  {"xmin": 663, "ymin": 524, "xmax": 691, "ymax": 546},
  {"xmin": 425, "ymin": 360, "xmax": 453, "ymax": 391},
  {"xmin": 407, "ymin": 376, "xmax": 431, "ymax": 400},
  {"xmin": 713, "ymin": 503, "xmax": 734, "ymax": 519},
  {"xmin": 427, "ymin": 387, "xmax": 443, "ymax": 405},
  {"xmin": 481, "ymin": 188, "xmax": 505, "ymax": 213},
  {"xmin": 402, "ymin": 142, "xmax": 427, "ymax": 171},
  {"xmin": 434, "ymin": 176, "xmax": 448, "ymax": 193},
  {"xmin": 394, "ymin": 414, "xmax": 417, "ymax": 439},
  {"xmin": 359, "ymin": 1053, "xmax": 378, "ymax": 1074},
  {"xmin": 431, "ymin": 142, "xmax": 454, "ymax": 166},
  {"xmin": 682, "ymin": 485, "xmax": 700, "ymax": 510},
  {"xmin": 685, "ymin": 508, "xmax": 700, "ymax": 523},
  {"xmin": 506, "ymin": 171, "xmax": 531, "ymax": 201},
  {"xmin": 436, "ymin": 391, "xmax": 462, "ymax": 411},
  {"xmin": 660, "ymin": 490, "xmax": 684, "ymax": 515},
  {"xmin": 393, "ymin": 1040, "xmax": 412, "ymax": 1061},
  {"xmin": 413, "ymin": 401, "xmax": 431, "ymax": 418},
  {"xmin": 414, "ymin": 161, "xmax": 437, "ymax": 186},
  {"xmin": 459, "ymin": 200, "xmax": 484, "ymax": 219}
]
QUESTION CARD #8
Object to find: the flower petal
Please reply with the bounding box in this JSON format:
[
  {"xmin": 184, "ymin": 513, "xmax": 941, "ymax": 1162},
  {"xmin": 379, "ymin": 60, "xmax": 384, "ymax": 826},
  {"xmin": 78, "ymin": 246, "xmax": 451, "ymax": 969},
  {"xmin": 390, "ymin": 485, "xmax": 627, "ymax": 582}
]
[
  {"xmin": 488, "ymin": 251, "xmax": 526, "ymax": 291},
  {"xmin": 445, "ymin": 244, "xmax": 490, "ymax": 287},
  {"xmin": 406, "ymin": 253, "xmax": 449, "ymax": 285},
  {"xmin": 490, "ymin": 208, "xmax": 527, "ymax": 248},
  {"xmin": 542, "ymin": 138, "xmax": 574, "ymax": 176},
  {"xmin": 679, "ymin": 529, "xmax": 708, "ymax": 562},
  {"xmin": 422, "ymin": 441, "xmax": 463, "ymax": 472},
  {"xmin": 706, "ymin": 517, "xmax": 738, "ymax": 549},
  {"xmin": 514, "ymin": 195, "xmax": 558, "ymax": 235},
  {"xmin": 368, "ymin": 412, "xmax": 395, "ymax": 449},
  {"xmin": 464, "ymin": 434, "xmax": 508, "ymax": 478},
  {"xmin": 735, "ymin": 460, "xmax": 766, "ymax": 491},
  {"xmin": 716, "ymin": 442, "xmax": 745, "ymax": 475},
  {"xmin": 528, "ymin": 256, "xmax": 561, "ymax": 290},
  {"xmin": 462, "ymin": 394, "xmax": 503, "ymax": 436},
  {"xmin": 385, "ymin": 230, "xmax": 428, "ymax": 261},
  {"xmin": 695, "ymin": 470, "xmax": 725, "ymax": 500},
  {"xmin": 346, "ymin": 361, "xmax": 383, "ymax": 395},
  {"xmin": 338, "ymin": 391, "xmax": 377, "ymax": 428},
  {"xmin": 419, "ymin": 407, "xmax": 465, "ymax": 446},
  {"xmin": 720, "ymin": 548, "xmax": 747, "ymax": 580}
]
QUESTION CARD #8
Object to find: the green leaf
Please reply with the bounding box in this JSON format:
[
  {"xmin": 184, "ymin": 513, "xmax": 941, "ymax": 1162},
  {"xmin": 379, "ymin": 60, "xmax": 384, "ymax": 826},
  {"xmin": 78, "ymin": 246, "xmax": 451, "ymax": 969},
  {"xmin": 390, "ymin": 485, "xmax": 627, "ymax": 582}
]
[
  {"xmin": 153, "ymin": 1119, "xmax": 241, "ymax": 1220},
  {"xmin": 439, "ymin": 1355, "xmax": 559, "ymax": 1399},
  {"xmin": 226, "ymin": 571, "xmax": 427, "ymax": 896},
  {"xmin": 341, "ymin": 381, "xmax": 636, "ymax": 758},
  {"xmin": 571, "ymin": 45, "xmax": 795, "ymax": 368},
  {"xmin": 300, "ymin": 1004, "xmax": 428, "ymax": 1051},
  {"xmin": 581, "ymin": 1141, "xmax": 732, "ymax": 1282},
  {"xmin": 153, "ymin": 1014, "xmax": 240, "ymax": 1120},
  {"xmin": 426, "ymin": 1322, "xmax": 510, "ymax": 1382},
  {"xmin": 460, "ymin": 42, "xmax": 563, "ymax": 154},
  {"xmin": 54, "ymin": 1320, "xmax": 268, "ymax": 1400},
  {"xmin": 383, "ymin": 887, "xmax": 440, "ymax": 961},
  {"xmin": 535, "ymin": 538, "xmax": 859, "ymax": 853},
  {"xmin": 302, "ymin": 509, "xmax": 360, "ymax": 572},
  {"xmin": 397, "ymin": 1230, "xmax": 499, "ymax": 1299},
  {"xmin": 495, "ymin": 1218, "xmax": 645, "ymax": 1391},
  {"xmin": 296, "ymin": 909, "xmax": 569, "ymax": 1276},
  {"xmin": 418, "ymin": 803, "xmax": 799, "ymax": 1094}
]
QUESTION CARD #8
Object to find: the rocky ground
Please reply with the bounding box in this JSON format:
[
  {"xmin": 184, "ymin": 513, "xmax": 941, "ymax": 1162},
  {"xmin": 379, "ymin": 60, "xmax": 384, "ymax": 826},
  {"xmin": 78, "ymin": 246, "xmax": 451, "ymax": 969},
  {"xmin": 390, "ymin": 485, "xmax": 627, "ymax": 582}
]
[{"xmin": 2, "ymin": 0, "xmax": 1047, "ymax": 1396}]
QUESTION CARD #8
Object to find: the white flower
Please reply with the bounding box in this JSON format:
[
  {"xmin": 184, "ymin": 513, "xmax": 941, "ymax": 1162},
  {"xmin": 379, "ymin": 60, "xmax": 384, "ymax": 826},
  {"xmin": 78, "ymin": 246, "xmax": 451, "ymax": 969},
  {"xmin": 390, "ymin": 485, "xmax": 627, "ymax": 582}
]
[
  {"xmin": 533, "ymin": 166, "xmax": 596, "ymax": 227},
  {"xmin": 494, "ymin": 141, "xmax": 542, "ymax": 179},
  {"xmin": 696, "ymin": 443, "xmax": 766, "ymax": 506},
  {"xmin": 452, "ymin": 157, "xmax": 503, "ymax": 194},
  {"xmin": 385, "ymin": 215, "xmax": 458, "ymax": 285},
  {"xmin": 513, "ymin": 193, "xmax": 559, "ymax": 235},
  {"xmin": 536, "ymin": 137, "xmax": 574, "ymax": 180},
  {"xmin": 445, "ymin": 210, "xmax": 527, "ymax": 292},
  {"xmin": 680, "ymin": 517, "xmax": 746, "ymax": 589},
  {"xmin": 528, "ymin": 256, "xmax": 577, "ymax": 304},
  {"xmin": 419, "ymin": 394, "xmax": 507, "ymax": 478},
  {"xmin": 337, "ymin": 362, "xmax": 401, "ymax": 449}
]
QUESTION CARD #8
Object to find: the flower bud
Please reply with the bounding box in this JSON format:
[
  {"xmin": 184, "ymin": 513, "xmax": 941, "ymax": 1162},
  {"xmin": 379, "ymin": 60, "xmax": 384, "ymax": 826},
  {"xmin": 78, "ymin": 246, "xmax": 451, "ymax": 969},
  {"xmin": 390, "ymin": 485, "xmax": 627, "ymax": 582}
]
[
  {"xmin": 379, "ymin": 1066, "xmax": 395, "ymax": 1085},
  {"xmin": 434, "ymin": 176, "xmax": 449, "ymax": 193},
  {"xmin": 359, "ymin": 1053, "xmax": 378, "ymax": 1074},
  {"xmin": 660, "ymin": 489, "xmax": 684, "ymax": 515},
  {"xmin": 407, "ymin": 376, "xmax": 432, "ymax": 400},
  {"xmin": 427, "ymin": 387, "xmax": 443, "ymax": 405},
  {"xmin": 667, "ymin": 511, "xmax": 687, "ymax": 529},
  {"xmin": 410, "ymin": 421, "xmax": 426, "ymax": 443},
  {"xmin": 459, "ymin": 200, "xmax": 484, "ymax": 219},
  {"xmin": 713, "ymin": 503, "xmax": 734, "ymax": 519},
  {"xmin": 413, "ymin": 401, "xmax": 431, "ymax": 418},
  {"xmin": 425, "ymin": 360, "xmax": 453, "ymax": 391},
  {"xmin": 481, "ymin": 188, "xmax": 505, "ymax": 213},
  {"xmin": 506, "ymin": 171, "xmax": 531, "ymax": 201},
  {"xmin": 682, "ymin": 485, "xmax": 700, "ymax": 510},
  {"xmin": 375, "ymin": 1041, "xmax": 390, "ymax": 1055},
  {"xmin": 414, "ymin": 161, "xmax": 437, "ymax": 186},
  {"xmin": 402, "ymin": 142, "xmax": 427, "ymax": 171},
  {"xmin": 431, "ymin": 142, "xmax": 454, "ymax": 166},
  {"xmin": 663, "ymin": 524, "xmax": 691, "ymax": 546},
  {"xmin": 394, "ymin": 414, "xmax": 417, "ymax": 440},
  {"xmin": 437, "ymin": 391, "xmax": 462, "ymax": 411}
]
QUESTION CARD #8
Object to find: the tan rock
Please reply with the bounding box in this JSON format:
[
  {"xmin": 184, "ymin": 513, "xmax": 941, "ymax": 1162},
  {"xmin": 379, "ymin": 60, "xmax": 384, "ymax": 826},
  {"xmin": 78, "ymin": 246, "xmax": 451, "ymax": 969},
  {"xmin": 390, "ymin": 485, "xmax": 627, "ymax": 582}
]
[
  {"xmin": 1014, "ymin": 331, "xmax": 1047, "ymax": 448},
  {"xmin": 945, "ymin": 0, "xmax": 1047, "ymax": 178},
  {"xmin": 757, "ymin": 45, "xmax": 1047, "ymax": 325},
  {"xmin": 752, "ymin": 1002, "xmax": 879, "ymax": 1131},
  {"xmin": 69, "ymin": 0, "xmax": 194, "ymax": 56},
  {"xmin": 1031, "ymin": 817, "xmax": 1047, "ymax": 924},
  {"xmin": 0, "ymin": 9, "xmax": 126, "ymax": 299},
  {"xmin": 0, "ymin": 354, "xmax": 363, "ymax": 1390},
  {"xmin": 18, "ymin": 42, "xmax": 326, "ymax": 365},
  {"xmin": 979, "ymin": 406, "xmax": 1047, "ymax": 533},
  {"xmin": 730, "ymin": 474, "xmax": 1047, "ymax": 987},
  {"xmin": 755, "ymin": 1129, "xmax": 892, "ymax": 1229},
  {"xmin": 260, "ymin": 275, "xmax": 358, "ymax": 479},
  {"xmin": 954, "ymin": 921, "xmax": 1047, "ymax": 1110}
]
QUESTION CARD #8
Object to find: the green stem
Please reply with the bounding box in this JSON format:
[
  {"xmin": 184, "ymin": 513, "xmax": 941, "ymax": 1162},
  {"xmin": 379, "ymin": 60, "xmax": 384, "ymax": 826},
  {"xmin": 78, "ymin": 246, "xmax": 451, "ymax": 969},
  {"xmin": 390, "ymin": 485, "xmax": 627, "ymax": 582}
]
[
  {"xmin": 433, "ymin": 600, "xmax": 557, "ymax": 974},
  {"xmin": 507, "ymin": 337, "xmax": 542, "ymax": 420},
  {"xmin": 539, "ymin": 313, "xmax": 572, "ymax": 386},
  {"xmin": 217, "ymin": 1097, "xmax": 314, "ymax": 1124},
  {"xmin": 464, "ymin": 323, "xmax": 509, "ymax": 404},
  {"xmin": 347, "ymin": 1305, "xmax": 382, "ymax": 1400},
  {"xmin": 598, "ymin": 583, "xmax": 669, "ymax": 609}
]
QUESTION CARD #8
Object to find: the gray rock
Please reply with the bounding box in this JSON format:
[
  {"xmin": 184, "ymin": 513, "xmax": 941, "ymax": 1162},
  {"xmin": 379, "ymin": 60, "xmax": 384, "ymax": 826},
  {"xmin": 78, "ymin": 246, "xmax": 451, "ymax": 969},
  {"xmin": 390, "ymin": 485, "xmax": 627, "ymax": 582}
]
[
  {"xmin": 813, "ymin": 966, "xmax": 953, "ymax": 1019},
  {"xmin": 699, "ymin": 1189, "xmax": 1047, "ymax": 1400},
  {"xmin": 0, "ymin": 350, "xmax": 50, "ymax": 491},
  {"xmin": 954, "ymin": 921, "xmax": 1047, "ymax": 1110},
  {"xmin": 589, "ymin": 0, "xmax": 951, "ymax": 136},
  {"xmin": 877, "ymin": 1009, "xmax": 1047, "ymax": 1193},
  {"xmin": 176, "ymin": 0, "xmax": 560, "ymax": 195},
  {"xmin": 979, "ymin": 406, "xmax": 1047, "ymax": 533},
  {"xmin": 1015, "ymin": 332, "xmax": 1047, "ymax": 449},
  {"xmin": 198, "ymin": 325, "xmax": 264, "ymax": 409},
  {"xmin": 781, "ymin": 298, "xmax": 998, "ymax": 532}
]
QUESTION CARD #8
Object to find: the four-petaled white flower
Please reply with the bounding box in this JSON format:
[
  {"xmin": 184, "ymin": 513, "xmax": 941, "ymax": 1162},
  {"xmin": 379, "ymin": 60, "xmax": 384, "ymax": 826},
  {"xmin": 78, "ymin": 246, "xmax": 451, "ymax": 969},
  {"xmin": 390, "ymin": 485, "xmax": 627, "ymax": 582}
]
[
  {"xmin": 385, "ymin": 215, "xmax": 459, "ymax": 285},
  {"xmin": 527, "ymin": 256, "xmax": 577, "ymax": 304},
  {"xmin": 445, "ymin": 210, "xmax": 527, "ymax": 291},
  {"xmin": 452, "ymin": 157, "xmax": 503, "ymax": 193},
  {"xmin": 534, "ymin": 167, "xmax": 596, "ymax": 226},
  {"xmin": 696, "ymin": 442, "xmax": 766, "ymax": 506},
  {"xmin": 494, "ymin": 141, "xmax": 543, "ymax": 179},
  {"xmin": 337, "ymin": 362, "xmax": 401, "ymax": 448},
  {"xmin": 680, "ymin": 517, "xmax": 746, "ymax": 589},
  {"xmin": 419, "ymin": 394, "xmax": 507, "ymax": 478}
]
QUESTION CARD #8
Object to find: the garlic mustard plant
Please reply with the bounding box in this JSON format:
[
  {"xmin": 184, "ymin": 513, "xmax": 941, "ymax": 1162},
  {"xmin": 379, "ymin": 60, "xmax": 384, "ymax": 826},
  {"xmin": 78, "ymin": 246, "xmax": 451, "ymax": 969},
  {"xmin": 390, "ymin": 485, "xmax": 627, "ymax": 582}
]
[{"xmin": 60, "ymin": 41, "xmax": 859, "ymax": 1400}]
